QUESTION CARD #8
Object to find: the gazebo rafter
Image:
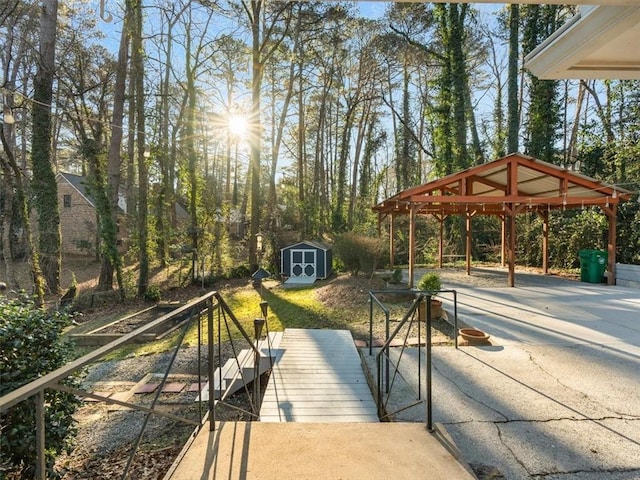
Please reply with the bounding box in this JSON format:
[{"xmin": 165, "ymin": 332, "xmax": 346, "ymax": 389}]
[{"xmin": 373, "ymin": 153, "xmax": 633, "ymax": 287}]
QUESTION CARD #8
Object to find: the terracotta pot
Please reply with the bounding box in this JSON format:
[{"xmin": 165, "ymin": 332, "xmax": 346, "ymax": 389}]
[
  {"xmin": 419, "ymin": 299, "xmax": 443, "ymax": 322},
  {"xmin": 458, "ymin": 328, "xmax": 491, "ymax": 345}
]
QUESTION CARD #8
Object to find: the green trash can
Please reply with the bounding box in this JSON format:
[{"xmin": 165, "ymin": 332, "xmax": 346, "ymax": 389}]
[{"xmin": 578, "ymin": 249, "xmax": 608, "ymax": 283}]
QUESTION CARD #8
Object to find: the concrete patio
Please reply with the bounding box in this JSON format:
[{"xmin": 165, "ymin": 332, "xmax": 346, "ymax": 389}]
[{"xmin": 364, "ymin": 267, "xmax": 640, "ymax": 479}]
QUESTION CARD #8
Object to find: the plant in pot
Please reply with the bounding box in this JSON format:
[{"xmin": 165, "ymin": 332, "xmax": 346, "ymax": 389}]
[{"xmin": 416, "ymin": 272, "xmax": 443, "ymax": 321}]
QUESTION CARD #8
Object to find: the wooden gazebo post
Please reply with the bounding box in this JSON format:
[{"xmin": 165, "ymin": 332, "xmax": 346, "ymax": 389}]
[
  {"xmin": 436, "ymin": 214, "xmax": 444, "ymax": 268},
  {"xmin": 500, "ymin": 216, "xmax": 506, "ymax": 267},
  {"xmin": 539, "ymin": 210, "xmax": 550, "ymax": 274},
  {"xmin": 389, "ymin": 214, "xmax": 395, "ymax": 268},
  {"xmin": 465, "ymin": 209, "xmax": 472, "ymax": 276},
  {"xmin": 408, "ymin": 205, "xmax": 416, "ymax": 288},
  {"xmin": 605, "ymin": 203, "xmax": 618, "ymax": 286}
]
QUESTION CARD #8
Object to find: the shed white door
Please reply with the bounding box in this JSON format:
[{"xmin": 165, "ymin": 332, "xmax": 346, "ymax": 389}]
[{"xmin": 290, "ymin": 249, "xmax": 316, "ymax": 279}]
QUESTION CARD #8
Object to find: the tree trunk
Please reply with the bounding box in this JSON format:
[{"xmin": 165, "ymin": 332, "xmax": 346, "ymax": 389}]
[
  {"xmin": 101, "ymin": 3, "xmax": 129, "ymax": 296},
  {"xmin": 133, "ymin": 0, "xmax": 149, "ymax": 297},
  {"xmin": 31, "ymin": 0, "xmax": 61, "ymax": 294},
  {"xmin": 1, "ymin": 125, "xmax": 46, "ymax": 304},
  {"xmin": 507, "ymin": 4, "xmax": 520, "ymax": 154}
]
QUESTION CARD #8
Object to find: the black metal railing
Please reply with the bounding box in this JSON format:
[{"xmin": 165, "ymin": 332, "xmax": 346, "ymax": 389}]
[
  {"xmin": 0, "ymin": 290, "xmax": 265, "ymax": 480},
  {"xmin": 368, "ymin": 289, "xmax": 458, "ymax": 430}
]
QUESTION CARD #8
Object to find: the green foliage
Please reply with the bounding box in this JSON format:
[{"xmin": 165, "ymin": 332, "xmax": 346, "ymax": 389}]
[
  {"xmin": 0, "ymin": 296, "xmax": 80, "ymax": 479},
  {"xmin": 144, "ymin": 284, "xmax": 162, "ymax": 302},
  {"xmin": 390, "ymin": 268, "xmax": 403, "ymax": 284},
  {"xmin": 334, "ymin": 233, "xmax": 384, "ymax": 276},
  {"xmin": 549, "ymin": 210, "xmax": 608, "ymax": 269},
  {"xmin": 227, "ymin": 264, "xmax": 252, "ymax": 279},
  {"xmin": 416, "ymin": 272, "xmax": 441, "ymax": 292},
  {"xmin": 616, "ymin": 195, "xmax": 640, "ymax": 265}
]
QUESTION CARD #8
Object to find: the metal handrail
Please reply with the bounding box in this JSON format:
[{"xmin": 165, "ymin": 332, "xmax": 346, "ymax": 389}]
[
  {"xmin": 0, "ymin": 290, "xmax": 261, "ymax": 480},
  {"xmin": 368, "ymin": 288, "xmax": 459, "ymax": 431}
]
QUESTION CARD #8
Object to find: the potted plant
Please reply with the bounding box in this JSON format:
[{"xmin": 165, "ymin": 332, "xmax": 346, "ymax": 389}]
[{"xmin": 416, "ymin": 272, "xmax": 443, "ymax": 321}]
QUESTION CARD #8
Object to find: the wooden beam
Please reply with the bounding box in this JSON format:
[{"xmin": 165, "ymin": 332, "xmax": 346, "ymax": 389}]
[
  {"xmin": 466, "ymin": 210, "xmax": 472, "ymax": 276},
  {"xmin": 437, "ymin": 215, "xmax": 444, "ymax": 269},
  {"xmin": 508, "ymin": 209, "xmax": 516, "ymax": 287},
  {"xmin": 607, "ymin": 204, "xmax": 617, "ymax": 286},
  {"xmin": 408, "ymin": 206, "xmax": 416, "ymax": 288},
  {"xmin": 539, "ymin": 211, "xmax": 550, "ymax": 274},
  {"xmin": 501, "ymin": 215, "xmax": 506, "ymax": 267},
  {"xmin": 389, "ymin": 214, "xmax": 395, "ymax": 268},
  {"xmin": 408, "ymin": 194, "xmax": 623, "ymax": 206}
]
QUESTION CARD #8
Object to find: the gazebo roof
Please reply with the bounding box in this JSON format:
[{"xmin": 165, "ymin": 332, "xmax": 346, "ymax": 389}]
[{"xmin": 373, "ymin": 153, "xmax": 632, "ymax": 217}]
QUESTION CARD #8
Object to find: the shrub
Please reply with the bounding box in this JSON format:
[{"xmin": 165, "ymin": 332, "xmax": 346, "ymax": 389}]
[
  {"xmin": 144, "ymin": 284, "xmax": 162, "ymax": 302},
  {"xmin": 334, "ymin": 233, "xmax": 384, "ymax": 276},
  {"xmin": 417, "ymin": 272, "xmax": 442, "ymax": 292},
  {"xmin": 0, "ymin": 295, "xmax": 81, "ymax": 479},
  {"xmin": 390, "ymin": 268, "xmax": 403, "ymax": 284}
]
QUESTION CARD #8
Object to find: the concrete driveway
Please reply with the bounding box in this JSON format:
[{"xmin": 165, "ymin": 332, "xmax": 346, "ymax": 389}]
[{"xmin": 369, "ymin": 268, "xmax": 640, "ymax": 479}]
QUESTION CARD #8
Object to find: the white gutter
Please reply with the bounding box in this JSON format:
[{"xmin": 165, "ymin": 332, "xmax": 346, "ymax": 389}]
[{"xmin": 524, "ymin": 6, "xmax": 640, "ymax": 79}]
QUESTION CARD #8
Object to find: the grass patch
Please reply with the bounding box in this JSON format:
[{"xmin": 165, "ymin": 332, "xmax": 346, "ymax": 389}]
[{"xmin": 68, "ymin": 275, "xmax": 395, "ymax": 361}]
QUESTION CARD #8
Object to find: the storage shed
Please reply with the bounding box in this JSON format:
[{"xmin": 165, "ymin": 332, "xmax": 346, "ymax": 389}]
[{"xmin": 281, "ymin": 241, "xmax": 332, "ymax": 284}]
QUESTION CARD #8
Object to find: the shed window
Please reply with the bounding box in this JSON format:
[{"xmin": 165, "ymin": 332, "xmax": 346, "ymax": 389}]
[{"xmin": 63, "ymin": 194, "xmax": 72, "ymax": 208}]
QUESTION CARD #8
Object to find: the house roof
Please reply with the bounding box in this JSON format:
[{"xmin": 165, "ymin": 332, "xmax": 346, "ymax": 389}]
[
  {"xmin": 524, "ymin": 5, "xmax": 640, "ymax": 79},
  {"xmin": 373, "ymin": 153, "xmax": 632, "ymax": 217},
  {"xmin": 57, "ymin": 172, "xmax": 95, "ymax": 207},
  {"xmin": 282, "ymin": 241, "xmax": 332, "ymax": 252}
]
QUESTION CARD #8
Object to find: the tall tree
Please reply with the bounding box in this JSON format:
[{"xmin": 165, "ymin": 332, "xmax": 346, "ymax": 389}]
[
  {"xmin": 131, "ymin": 0, "xmax": 149, "ymax": 297},
  {"xmin": 31, "ymin": 0, "xmax": 61, "ymax": 293},
  {"xmin": 100, "ymin": 1, "xmax": 130, "ymax": 295},
  {"xmin": 241, "ymin": 0, "xmax": 291, "ymax": 269},
  {"xmin": 507, "ymin": 3, "xmax": 520, "ymax": 154},
  {"xmin": 522, "ymin": 5, "xmax": 561, "ymax": 162}
]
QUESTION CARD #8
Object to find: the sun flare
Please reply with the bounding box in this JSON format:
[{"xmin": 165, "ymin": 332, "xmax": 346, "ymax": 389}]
[{"xmin": 228, "ymin": 114, "xmax": 249, "ymax": 137}]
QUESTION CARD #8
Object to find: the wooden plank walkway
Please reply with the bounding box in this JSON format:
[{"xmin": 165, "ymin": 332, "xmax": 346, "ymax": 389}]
[{"xmin": 259, "ymin": 328, "xmax": 379, "ymax": 422}]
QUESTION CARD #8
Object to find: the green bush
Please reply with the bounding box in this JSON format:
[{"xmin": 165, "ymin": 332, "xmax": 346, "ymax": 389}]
[
  {"xmin": 390, "ymin": 268, "xmax": 403, "ymax": 284},
  {"xmin": 144, "ymin": 284, "xmax": 162, "ymax": 302},
  {"xmin": 334, "ymin": 233, "xmax": 384, "ymax": 276},
  {"xmin": 417, "ymin": 272, "xmax": 442, "ymax": 292},
  {"xmin": 0, "ymin": 295, "xmax": 81, "ymax": 479}
]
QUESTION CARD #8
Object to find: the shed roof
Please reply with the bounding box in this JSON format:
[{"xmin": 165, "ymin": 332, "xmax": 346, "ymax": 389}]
[
  {"xmin": 282, "ymin": 241, "xmax": 331, "ymax": 251},
  {"xmin": 373, "ymin": 153, "xmax": 632, "ymax": 217}
]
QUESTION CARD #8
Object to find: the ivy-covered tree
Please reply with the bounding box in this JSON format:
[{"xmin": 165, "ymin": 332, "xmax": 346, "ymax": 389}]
[
  {"xmin": 522, "ymin": 5, "xmax": 562, "ymax": 163},
  {"xmin": 31, "ymin": 0, "xmax": 62, "ymax": 293}
]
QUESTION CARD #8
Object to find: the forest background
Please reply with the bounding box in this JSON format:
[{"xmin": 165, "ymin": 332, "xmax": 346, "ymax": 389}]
[{"xmin": 1, "ymin": 0, "xmax": 639, "ymax": 304}]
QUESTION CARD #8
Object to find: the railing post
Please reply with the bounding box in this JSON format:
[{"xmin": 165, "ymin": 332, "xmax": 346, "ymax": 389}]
[
  {"xmin": 418, "ymin": 295, "xmax": 422, "ymax": 400},
  {"xmin": 368, "ymin": 294, "xmax": 373, "ymax": 356},
  {"xmin": 453, "ymin": 290, "xmax": 458, "ymax": 349},
  {"xmin": 35, "ymin": 390, "xmax": 46, "ymax": 479},
  {"xmin": 385, "ymin": 309, "xmax": 390, "ymax": 394},
  {"xmin": 426, "ymin": 296, "xmax": 433, "ymax": 432},
  {"xmin": 208, "ymin": 298, "xmax": 215, "ymax": 431},
  {"xmin": 253, "ymin": 319, "xmax": 265, "ymax": 410}
]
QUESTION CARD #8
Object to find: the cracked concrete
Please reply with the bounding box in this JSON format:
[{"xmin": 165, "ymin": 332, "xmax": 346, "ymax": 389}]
[{"xmin": 361, "ymin": 270, "xmax": 640, "ymax": 479}]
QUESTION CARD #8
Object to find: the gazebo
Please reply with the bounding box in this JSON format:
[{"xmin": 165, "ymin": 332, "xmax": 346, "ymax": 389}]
[{"xmin": 373, "ymin": 153, "xmax": 632, "ymax": 287}]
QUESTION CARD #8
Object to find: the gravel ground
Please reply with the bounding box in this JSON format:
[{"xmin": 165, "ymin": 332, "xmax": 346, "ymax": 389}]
[{"xmin": 413, "ymin": 265, "xmax": 579, "ymax": 290}]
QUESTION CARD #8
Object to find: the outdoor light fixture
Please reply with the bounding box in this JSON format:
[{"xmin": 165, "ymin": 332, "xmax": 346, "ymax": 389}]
[
  {"xmin": 3, "ymin": 105, "xmax": 15, "ymax": 125},
  {"xmin": 254, "ymin": 318, "xmax": 265, "ymax": 341},
  {"xmin": 260, "ymin": 301, "xmax": 268, "ymax": 319},
  {"xmin": 143, "ymin": 145, "xmax": 151, "ymax": 158},
  {"xmin": 256, "ymin": 232, "xmax": 263, "ymax": 251}
]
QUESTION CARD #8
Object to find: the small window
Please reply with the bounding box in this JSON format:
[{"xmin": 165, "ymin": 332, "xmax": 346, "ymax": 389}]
[{"xmin": 63, "ymin": 194, "xmax": 71, "ymax": 208}]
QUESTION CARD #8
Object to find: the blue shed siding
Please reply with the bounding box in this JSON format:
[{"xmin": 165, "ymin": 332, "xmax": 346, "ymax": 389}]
[{"xmin": 280, "ymin": 241, "xmax": 332, "ymax": 279}]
